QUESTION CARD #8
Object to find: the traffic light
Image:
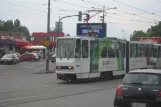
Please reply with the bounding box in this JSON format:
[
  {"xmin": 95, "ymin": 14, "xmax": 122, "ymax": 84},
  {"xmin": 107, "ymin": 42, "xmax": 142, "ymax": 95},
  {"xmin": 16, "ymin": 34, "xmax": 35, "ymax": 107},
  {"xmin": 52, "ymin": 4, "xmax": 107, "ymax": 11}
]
[{"xmin": 78, "ymin": 11, "xmax": 82, "ymax": 21}]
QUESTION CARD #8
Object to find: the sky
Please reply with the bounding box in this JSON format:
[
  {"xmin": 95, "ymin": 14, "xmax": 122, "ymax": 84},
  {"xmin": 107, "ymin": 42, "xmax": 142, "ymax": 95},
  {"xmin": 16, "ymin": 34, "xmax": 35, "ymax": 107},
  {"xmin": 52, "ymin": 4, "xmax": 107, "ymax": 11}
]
[{"xmin": 0, "ymin": 0, "xmax": 161, "ymax": 40}]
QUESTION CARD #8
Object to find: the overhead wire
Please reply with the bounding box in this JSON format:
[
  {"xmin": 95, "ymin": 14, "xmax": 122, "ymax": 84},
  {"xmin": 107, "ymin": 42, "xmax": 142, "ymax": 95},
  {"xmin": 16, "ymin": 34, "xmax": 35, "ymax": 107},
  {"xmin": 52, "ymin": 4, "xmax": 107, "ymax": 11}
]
[
  {"xmin": 53, "ymin": 0, "xmax": 90, "ymax": 9},
  {"xmin": 80, "ymin": 0, "xmax": 103, "ymax": 7},
  {"xmin": 0, "ymin": 0, "xmax": 65, "ymax": 15},
  {"xmin": 113, "ymin": 0, "xmax": 161, "ymax": 18},
  {"xmin": 107, "ymin": 16, "xmax": 154, "ymax": 24},
  {"xmin": 115, "ymin": 10, "xmax": 157, "ymax": 21},
  {"xmin": 79, "ymin": 0, "xmax": 159, "ymax": 22},
  {"xmin": 156, "ymin": 0, "xmax": 161, "ymax": 3}
]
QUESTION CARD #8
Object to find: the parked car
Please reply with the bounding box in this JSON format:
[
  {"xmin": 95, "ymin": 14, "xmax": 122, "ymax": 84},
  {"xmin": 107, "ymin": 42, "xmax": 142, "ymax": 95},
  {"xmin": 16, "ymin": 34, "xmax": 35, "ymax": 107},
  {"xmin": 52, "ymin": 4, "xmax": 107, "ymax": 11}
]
[
  {"xmin": 51, "ymin": 53, "xmax": 56, "ymax": 62},
  {"xmin": 0, "ymin": 54, "xmax": 19, "ymax": 64},
  {"xmin": 33, "ymin": 52, "xmax": 41, "ymax": 59},
  {"xmin": 20, "ymin": 53, "xmax": 39, "ymax": 61},
  {"xmin": 114, "ymin": 69, "xmax": 161, "ymax": 107},
  {"xmin": 14, "ymin": 52, "xmax": 21, "ymax": 62}
]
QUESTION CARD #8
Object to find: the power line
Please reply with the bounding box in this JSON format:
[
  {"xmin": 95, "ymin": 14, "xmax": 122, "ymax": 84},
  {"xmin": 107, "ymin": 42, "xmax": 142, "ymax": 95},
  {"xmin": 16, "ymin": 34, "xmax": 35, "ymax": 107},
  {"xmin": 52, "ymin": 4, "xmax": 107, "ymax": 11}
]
[
  {"xmin": 81, "ymin": 0, "xmax": 103, "ymax": 7},
  {"xmin": 113, "ymin": 0, "xmax": 161, "ymax": 18},
  {"xmin": 107, "ymin": 16, "xmax": 154, "ymax": 24},
  {"xmin": 53, "ymin": 0, "xmax": 90, "ymax": 9},
  {"xmin": 0, "ymin": 0, "xmax": 45, "ymax": 5},
  {"xmin": 0, "ymin": 1, "xmax": 65, "ymax": 15},
  {"xmin": 108, "ymin": 13, "xmax": 151, "ymax": 22},
  {"xmin": 51, "ymin": 4, "xmax": 81, "ymax": 12},
  {"xmin": 0, "ymin": 1, "xmax": 46, "ymax": 12},
  {"xmin": 78, "ymin": 0, "xmax": 160, "ymax": 22},
  {"xmin": 115, "ymin": 9, "xmax": 157, "ymax": 21},
  {"xmin": 156, "ymin": 0, "xmax": 161, "ymax": 3}
]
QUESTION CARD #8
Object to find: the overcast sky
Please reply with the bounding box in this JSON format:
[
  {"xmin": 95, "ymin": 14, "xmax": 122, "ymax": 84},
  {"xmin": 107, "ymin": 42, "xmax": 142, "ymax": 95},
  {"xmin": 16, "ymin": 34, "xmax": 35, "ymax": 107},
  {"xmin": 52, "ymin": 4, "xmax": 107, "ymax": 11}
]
[{"xmin": 0, "ymin": 0, "xmax": 161, "ymax": 40}]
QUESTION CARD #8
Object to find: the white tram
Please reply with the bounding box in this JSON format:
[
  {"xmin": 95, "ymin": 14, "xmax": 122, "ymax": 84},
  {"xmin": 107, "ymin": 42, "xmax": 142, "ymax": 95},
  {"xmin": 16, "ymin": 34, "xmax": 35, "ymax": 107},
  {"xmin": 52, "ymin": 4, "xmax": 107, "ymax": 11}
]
[{"xmin": 55, "ymin": 36, "xmax": 161, "ymax": 81}]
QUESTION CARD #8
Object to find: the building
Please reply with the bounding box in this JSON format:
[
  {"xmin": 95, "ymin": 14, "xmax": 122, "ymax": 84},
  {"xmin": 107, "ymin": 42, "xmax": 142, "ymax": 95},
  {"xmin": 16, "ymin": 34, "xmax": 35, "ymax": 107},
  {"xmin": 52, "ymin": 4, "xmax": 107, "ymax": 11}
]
[
  {"xmin": 31, "ymin": 32, "xmax": 64, "ymax": 48},
  {"xmin": 0, "ymin": 31, "xmax": 29, "ymax": 54},
  {"xmin": 137, "ymin": 37, "xmax": 161, "ymax": 43}
]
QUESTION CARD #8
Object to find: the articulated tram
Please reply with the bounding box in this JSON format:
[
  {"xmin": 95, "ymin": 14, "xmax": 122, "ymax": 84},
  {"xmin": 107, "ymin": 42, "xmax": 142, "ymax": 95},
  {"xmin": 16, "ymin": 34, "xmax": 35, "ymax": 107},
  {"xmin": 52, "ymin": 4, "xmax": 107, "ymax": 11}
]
[{"xmin": 55, "ymin": 36, "xmax": 161, "ymax": 81}]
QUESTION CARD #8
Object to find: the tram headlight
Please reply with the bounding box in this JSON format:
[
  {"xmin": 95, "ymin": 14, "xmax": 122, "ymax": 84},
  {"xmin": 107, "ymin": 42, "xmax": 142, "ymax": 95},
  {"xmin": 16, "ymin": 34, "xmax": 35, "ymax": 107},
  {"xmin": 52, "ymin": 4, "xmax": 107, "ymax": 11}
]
[
  {"xmin": 56, "ymin": 66, "xmax": 61, "ymax": 69},
  {"xmin": 68, "ymin": 66, "xmax": 73, "ymax": 70}
]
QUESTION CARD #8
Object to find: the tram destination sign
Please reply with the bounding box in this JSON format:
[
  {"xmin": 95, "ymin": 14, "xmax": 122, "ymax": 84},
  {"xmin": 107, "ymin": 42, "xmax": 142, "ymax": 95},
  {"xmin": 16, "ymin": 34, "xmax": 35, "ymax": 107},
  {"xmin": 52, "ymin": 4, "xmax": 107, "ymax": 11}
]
[{"xmin": 76, "ymin": 23, "xmax": 107, "ymax": 38}]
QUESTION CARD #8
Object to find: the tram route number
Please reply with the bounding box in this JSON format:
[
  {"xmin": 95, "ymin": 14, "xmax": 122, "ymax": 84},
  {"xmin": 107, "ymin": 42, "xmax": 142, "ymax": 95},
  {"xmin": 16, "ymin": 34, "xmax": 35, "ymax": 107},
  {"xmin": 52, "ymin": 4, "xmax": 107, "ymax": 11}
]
[{"xmin": 102, "ymin": 60, "xmax": 110, "ymax": 66}]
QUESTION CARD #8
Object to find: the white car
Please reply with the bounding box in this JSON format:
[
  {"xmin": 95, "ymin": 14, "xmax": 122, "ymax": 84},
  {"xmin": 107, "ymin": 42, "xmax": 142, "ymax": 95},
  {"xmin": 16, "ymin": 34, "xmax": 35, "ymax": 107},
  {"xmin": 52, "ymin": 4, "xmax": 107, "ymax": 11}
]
[{"xmin": 51, "ymin": 53, "xmax": 56, "ymax": 62}]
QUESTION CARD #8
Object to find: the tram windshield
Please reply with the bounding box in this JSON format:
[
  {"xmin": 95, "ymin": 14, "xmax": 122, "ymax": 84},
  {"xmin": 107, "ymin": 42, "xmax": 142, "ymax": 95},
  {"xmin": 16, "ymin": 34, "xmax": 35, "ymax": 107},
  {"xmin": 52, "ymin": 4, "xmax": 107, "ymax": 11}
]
[{"xmin": 56, "ymin": 39, "xmax": 76, "ymax": 58}]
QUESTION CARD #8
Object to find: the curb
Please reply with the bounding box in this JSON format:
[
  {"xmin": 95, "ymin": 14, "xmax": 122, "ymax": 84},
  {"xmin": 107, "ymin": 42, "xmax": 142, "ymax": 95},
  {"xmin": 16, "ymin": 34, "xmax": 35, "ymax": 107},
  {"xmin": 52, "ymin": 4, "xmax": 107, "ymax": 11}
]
[{"xmin": 34, "ymin": 70, "xmax": 56, "ymax": 74}]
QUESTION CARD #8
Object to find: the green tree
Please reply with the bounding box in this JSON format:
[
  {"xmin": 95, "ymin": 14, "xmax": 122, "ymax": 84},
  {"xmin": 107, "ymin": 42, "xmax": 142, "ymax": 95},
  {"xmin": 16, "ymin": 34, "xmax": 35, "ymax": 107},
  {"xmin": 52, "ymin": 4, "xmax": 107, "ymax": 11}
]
[
  {"xmin": 130, "ymin": 30, "xmax": 147, "ymax": 41},
  {"xmin": 0, "ymin": 19, "xmax": 31, "ymax": 41},
  {"xmin": 130, "ymin": 21, "xmax": 161, "ymax": 40},
  {"xmin": 147, "ymin": 21, "xmax": 161, "ymax": 37}
]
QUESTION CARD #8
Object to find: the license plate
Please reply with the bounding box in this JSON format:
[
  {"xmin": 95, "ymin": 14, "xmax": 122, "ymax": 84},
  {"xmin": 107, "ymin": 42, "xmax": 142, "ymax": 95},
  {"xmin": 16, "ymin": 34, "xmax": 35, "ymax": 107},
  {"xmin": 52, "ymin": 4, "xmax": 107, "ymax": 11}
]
[{"xmin": 131, "ymin": 102, "xmax": 146, "ymax": 107}]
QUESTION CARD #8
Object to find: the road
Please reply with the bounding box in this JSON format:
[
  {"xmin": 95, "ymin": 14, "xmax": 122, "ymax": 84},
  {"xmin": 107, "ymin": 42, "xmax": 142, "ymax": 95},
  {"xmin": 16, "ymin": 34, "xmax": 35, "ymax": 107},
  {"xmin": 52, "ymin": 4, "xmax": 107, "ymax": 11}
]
[{"xmin": 0, "ymin": 61, "xmax": 123, "ymax": 107}]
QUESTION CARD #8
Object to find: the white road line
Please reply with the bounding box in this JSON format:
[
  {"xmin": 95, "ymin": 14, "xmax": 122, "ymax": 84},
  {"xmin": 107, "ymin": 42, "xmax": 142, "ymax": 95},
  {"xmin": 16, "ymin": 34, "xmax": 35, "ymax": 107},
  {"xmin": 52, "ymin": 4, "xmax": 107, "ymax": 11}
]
[{"xmin": 0, "ymin": 87, "xmax": 116, "ymax": 103}]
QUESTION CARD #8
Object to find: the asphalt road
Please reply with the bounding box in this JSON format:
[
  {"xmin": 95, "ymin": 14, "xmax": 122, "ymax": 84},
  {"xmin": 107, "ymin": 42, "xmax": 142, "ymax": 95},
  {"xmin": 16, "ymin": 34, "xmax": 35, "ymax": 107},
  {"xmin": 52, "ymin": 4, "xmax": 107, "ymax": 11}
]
[{"xmin": 0, "ymin": 61, "xmax": 123, "ymax": 107}]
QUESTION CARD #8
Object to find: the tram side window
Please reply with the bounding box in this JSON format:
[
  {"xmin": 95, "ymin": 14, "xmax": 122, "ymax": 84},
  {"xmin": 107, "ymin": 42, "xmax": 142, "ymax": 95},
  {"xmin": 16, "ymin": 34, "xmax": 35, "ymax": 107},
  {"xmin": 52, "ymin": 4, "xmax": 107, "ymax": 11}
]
[
  {"xmin": 90, "ymin": 40, "xmax": 95, "ymax": 57},
  {"xmin": 101, "ymin": 45, "xmax": 107, "ymax": 58},
  {"xmin": 75, "ymin": 39, "xmax": 81, "ymax": 58},
  {"xmin": 82, "ymin": 40, "xmax": 88, "ymax": 58},
  {"xmin": 132, "ymin": 44, "xmax": 138, "ymax": 58},
  {"xmin": 157, "ymin": 46, "xmax": 161, "ymax": 58},
  {"xmin": 135, "ymin": 44, "xmax": 138, "ymax": 57},
  {"xmin": 149, "ymin": 45, "xmax": 153, "ymax": 57},
  {"xmin": 123, "ymin": 43, "xmax": 125, "ymax": 58},
  {"xmin": 153, "ymin": 45, "xmax": 158, "ymax": 58},
  {"xmin": 108, "ymin": 42, "xmax": 115, "ymax": 58},
  {"xmin": 139, "ymin": 44, "xmax": 145, "ymax": 57},
  {"xmin": 145, "ymin": 44, "xmax": 149, "ymax": 57},
  {"xmin": 130, "ymin": 44, "xmax": 132, "ymax": 57},
  {"xmin": 116, "ymin": 42, "xmax": 122, "ymax": 58}
]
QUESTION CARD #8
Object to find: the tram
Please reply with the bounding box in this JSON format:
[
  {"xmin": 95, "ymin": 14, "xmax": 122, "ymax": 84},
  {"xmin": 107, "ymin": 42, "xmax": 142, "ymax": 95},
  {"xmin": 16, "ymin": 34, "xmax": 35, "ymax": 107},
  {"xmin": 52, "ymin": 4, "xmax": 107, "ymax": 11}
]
[{"xmin": 55, "ymin": 36, "xmax": 161, "ymax": 81}]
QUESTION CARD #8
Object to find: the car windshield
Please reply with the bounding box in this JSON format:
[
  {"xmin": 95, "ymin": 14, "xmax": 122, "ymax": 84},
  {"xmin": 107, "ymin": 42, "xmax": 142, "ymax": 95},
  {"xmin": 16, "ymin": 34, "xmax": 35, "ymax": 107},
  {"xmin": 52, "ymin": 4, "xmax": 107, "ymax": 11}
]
[
  {"xmin": 56, "ymin": 39, "xmax": 76, "ymax": 58},
  {"xmin": 123, "ymin": 73, "xmax": 161, "ymax": 86},
  {"xmin": 2, "ymin": 54, "xmax": 13, "ymax": 58}
]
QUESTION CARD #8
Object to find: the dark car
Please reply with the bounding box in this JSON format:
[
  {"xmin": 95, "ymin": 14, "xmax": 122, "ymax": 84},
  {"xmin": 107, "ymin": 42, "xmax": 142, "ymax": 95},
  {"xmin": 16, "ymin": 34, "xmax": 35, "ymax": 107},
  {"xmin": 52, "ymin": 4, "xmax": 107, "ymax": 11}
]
[{"xmin": 114, "ymin": 69, "xmax": 161, "ymax": 107}]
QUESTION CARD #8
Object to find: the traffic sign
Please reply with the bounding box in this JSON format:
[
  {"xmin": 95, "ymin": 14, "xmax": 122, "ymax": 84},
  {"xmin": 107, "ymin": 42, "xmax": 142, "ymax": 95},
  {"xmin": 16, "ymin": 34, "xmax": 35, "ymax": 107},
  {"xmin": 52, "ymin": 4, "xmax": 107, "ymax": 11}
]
[{"xmin": 43, "ymin": 40, "xmax": 50, "ymax": 46}]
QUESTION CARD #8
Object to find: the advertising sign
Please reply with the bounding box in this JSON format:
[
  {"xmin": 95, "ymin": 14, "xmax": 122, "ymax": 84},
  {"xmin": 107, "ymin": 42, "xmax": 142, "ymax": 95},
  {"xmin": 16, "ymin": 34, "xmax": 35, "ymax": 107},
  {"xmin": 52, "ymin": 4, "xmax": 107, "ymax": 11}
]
[{"xmin": 76, "ymin": 23, "xmax": 106, "ymax": 38}]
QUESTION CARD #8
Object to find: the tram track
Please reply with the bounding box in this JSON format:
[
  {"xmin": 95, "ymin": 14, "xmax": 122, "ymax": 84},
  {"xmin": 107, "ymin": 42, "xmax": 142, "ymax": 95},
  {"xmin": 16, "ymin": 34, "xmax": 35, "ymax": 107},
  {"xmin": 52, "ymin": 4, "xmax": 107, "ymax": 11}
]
[
  {"xmin": 0, "ymin": 86, "xmax": 116, "ymax": 107},
  {"xmin": 0, "ymin": 78, "xmax": 122, "ymax": 107}
]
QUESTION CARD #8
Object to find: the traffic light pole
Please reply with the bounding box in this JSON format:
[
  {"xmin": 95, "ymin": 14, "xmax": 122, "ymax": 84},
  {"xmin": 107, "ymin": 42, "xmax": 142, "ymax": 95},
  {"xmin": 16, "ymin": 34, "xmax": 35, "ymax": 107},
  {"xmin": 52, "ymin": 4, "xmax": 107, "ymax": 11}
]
[
  {"xmin": 56, "ymin": 14, "xmax": 86, "ymax": 37},
  {"xmin": 46, "ymin": 0, "xmax": 50, "ymax": 72}
]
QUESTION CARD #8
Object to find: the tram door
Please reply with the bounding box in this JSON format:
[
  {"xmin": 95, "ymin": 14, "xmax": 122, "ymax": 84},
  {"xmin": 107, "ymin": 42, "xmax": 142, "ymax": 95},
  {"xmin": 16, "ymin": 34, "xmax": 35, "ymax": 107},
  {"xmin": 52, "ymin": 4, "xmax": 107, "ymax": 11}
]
[
  {"xmin": 156, "ymin": 46, "xmax": 161, "ymax": 69},
  {"xmin": 115, "ymin": 42, "xmax": 125, "ymax": 71},
  {"xmin": 80, "ymin": 40, "xmax": 90, "ymax": 73}
]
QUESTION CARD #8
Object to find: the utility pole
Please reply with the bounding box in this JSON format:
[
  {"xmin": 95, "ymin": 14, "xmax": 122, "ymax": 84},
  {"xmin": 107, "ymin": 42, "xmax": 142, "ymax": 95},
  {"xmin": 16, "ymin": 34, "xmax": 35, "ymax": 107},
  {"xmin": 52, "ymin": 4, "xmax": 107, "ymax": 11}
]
[
  {"xmin": 46, "ymin": 0, "xmax": 51, "ymax": 72},
  {"xmin": 102, "ymin": 5, "xmax": 105, "ymax": 23}
]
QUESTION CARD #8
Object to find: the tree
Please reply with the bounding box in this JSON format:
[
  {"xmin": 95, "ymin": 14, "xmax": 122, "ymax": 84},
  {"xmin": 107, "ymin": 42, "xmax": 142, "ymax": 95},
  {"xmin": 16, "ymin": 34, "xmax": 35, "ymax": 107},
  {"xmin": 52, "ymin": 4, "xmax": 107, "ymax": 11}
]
[
  {"xmin": 14, "ymin": 19, "xmax": 20, "ymax": 28},
  {"xmin": 0, "ymin": 19, "xmax": 31, "ymax": 41},
  {"xmin": 130, "ymin": 30, "xmax": 147, "ymax": 41},
  {"xmin": 147, "ymin": 21, "xmax": 161, "ymax": 37},
  {"xmin": 130, "ymin": 21, "xmax": 161, "ymax": 40}
]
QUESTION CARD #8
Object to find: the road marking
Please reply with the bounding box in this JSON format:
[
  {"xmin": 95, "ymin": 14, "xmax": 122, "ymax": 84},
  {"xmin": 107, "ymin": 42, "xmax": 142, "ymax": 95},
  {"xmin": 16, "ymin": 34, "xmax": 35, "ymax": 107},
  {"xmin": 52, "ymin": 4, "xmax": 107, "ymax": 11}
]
[
  {"xmin": 0, "ymin": 87, "xmax": 116, "ymax": 103},
  {"xmin": 0, "ymin": 84, "xmax": 57, "ymax": 93}
]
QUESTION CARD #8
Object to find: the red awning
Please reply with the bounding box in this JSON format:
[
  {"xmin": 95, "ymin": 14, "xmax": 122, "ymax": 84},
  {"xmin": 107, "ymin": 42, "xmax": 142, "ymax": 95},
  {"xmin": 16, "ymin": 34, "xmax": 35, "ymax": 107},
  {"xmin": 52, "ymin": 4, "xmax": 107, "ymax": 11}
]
[
  {"xmin": 30, "ymin": 41, "xmax": 56, "ymax": 46},
  {"xmin": 32, "ymin": 32, "xmax": 64, "ymax": 37},
  {"xmin": 15, "ymin": 39, "xmax": 29, "ymax": 45}
]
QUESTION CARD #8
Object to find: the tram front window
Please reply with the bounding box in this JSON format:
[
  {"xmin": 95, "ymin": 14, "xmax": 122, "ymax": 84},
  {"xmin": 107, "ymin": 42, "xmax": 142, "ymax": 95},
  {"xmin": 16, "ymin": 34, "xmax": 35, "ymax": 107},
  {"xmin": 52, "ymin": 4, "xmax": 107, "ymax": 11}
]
[
  {"xmin": 75, "ymin": 39, "xmax": 81, "ymax": 58},
  {"xmin": 57, "ymin": 39, "xmax": 76, "ymax": 58}
]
